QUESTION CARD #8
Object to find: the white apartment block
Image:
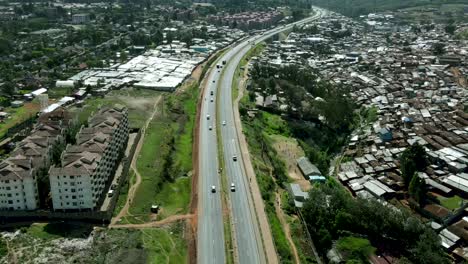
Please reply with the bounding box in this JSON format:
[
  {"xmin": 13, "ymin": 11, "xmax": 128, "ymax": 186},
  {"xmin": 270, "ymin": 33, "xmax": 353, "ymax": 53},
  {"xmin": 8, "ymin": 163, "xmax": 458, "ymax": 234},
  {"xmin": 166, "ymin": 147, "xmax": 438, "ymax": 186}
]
[
  {"xmin": 0, "ymin": 158, "xmax": 38, "ymax": 210},
  {"xmin": 49, "ymin": 106, "xmax": 129, "ymax": 211},
  {"xmin": 0, "ymin": 110, "xmax": 72, "ymax": 211}
]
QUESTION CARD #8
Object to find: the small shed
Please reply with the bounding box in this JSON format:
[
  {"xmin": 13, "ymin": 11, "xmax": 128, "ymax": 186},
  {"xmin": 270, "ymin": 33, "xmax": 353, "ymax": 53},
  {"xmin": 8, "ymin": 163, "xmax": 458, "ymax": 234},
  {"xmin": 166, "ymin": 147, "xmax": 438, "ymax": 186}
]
[
  {"xmin": 289, "ymin": 183, "xmax": 309, "ymax": 208},
  {"xmin": 11, "ymin": 100, "xmax": 24, "ymax": 108},
  {"xmin": 31, "ymin": 88, "xmax": 47, "ymax": 97},
  {"xmin": 297, "ymin": 156, "xmax": 322, "ymax": 178},
  {"xmin": 55, "ymin": 80, "xmax": 75, "ymax": 88},
  {"xmin": 379, "ymin": 127, "xmax": 393, "ymax": 142}
]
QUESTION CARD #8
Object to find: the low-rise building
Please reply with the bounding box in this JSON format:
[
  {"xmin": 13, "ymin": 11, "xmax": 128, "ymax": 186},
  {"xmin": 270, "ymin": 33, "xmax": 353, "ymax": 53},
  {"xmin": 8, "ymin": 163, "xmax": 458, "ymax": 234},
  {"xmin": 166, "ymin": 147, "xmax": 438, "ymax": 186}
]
[{"xmin": 72, "ymin": 13, "xmax": 90, "ymax": 24}]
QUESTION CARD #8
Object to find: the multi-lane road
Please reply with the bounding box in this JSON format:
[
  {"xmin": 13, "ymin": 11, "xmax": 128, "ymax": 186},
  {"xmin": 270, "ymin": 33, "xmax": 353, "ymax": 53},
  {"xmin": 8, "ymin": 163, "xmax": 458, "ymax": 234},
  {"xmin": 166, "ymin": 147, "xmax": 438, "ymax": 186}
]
[{"xmin": 197, "ymin": 8, "xmax": 325, "ymax": 264}]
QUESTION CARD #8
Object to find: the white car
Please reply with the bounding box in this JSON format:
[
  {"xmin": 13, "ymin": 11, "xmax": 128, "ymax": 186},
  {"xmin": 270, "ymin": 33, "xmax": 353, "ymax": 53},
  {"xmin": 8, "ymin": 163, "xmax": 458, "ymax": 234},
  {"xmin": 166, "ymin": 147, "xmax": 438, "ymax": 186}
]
[
  {"xmin": 210, "ymin": 97, "xmax": 214, "ymax": 102},
  {"xmin": 207, "ymin": 114, "xmax": 210, "ymax": 120},
  {"xmin": 211, "ymin": 185, "xmax": 216, "ymax": 193},
  {"xmin": 233, "ymin": 155, "xmax": 237, "ymax": 161},
  {"xmin": 230, "ymin": 183, "xmax": 235, "ymax": 192},
  {"xmin": 222, "ymin": 121, "xmax": 226, "ymax": 126},
  {"xmin": 209, "ymin": 126, "xmax": 212, "ymax": 130}
]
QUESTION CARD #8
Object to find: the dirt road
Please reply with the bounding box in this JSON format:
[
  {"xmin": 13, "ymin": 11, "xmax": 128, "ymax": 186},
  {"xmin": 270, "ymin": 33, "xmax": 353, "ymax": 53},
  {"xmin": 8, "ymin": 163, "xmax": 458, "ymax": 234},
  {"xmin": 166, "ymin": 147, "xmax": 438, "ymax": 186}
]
[
  {"xmin": 110, "ymin": 95, "xmax": 162, "ymax": 226},
  {"xmin": 111, "ymin": 214, "xmax": 194, "ymax": 229},
  {"xmin": 275, "ymin": 192, "xmax": 300, "ymax": 264}
]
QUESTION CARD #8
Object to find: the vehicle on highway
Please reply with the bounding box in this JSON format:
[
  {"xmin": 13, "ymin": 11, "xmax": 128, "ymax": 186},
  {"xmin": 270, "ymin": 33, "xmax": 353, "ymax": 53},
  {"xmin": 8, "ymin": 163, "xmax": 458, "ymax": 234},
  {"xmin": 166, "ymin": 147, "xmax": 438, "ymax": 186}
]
[
  {"xmin": 230, "ymin": 183, "xmax": 235, "ymax": 192},
  {"xmin": 210, "ymin": 91, "xmax": 214, "ymax": 96},
  {"xmin": 212, "ymin": 80, "xmax": 215, "ymax": 83},
  {"xmin": 211, "ymin": 185, "xmax": 216, "ymax": 193},
  {"xmin": 222, "ymin": 60, "xmax": 227, "ymax": 65},
  {"xmin": 210, "ymin": 97, "xmax": 214, "ymax": 102},
  {"xmin": 207, "ymin": 114, "xmax": 210, "ymax": 120},
  {"xmin": 232, "ymin": 155, "xmax": 237, "ymax": 161},
  {"xmin": 222, "ymin": 120, "xmax": 226, "ymax": 126},
  {"xmin": 209, "ymin": 126, "xmax": 212, "ymax": 130},
  {"xmin": 107, "ymin": 190, "xmax": 114, "ymax": 197}
]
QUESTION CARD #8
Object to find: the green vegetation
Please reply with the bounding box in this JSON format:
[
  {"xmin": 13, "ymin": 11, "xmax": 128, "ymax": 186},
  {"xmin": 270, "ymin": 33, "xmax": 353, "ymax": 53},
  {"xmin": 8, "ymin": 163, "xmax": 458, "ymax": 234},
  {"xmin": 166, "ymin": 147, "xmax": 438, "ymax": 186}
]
[
  {"xmin": 232, "ymin": 42, "xmax": 266, "ymax": 102},
  {"xmin": 400, "ymin": 144, "xmax": 428, "ymax": 206},
  {"xmin": 289, "ymin": 218, "xmax": 317, "ymax": 264},
  {"xmin": 241, "ymin": 111, "xmax": 295, "ymax": 263},
  {"xmin": 247, "ymin": 63, "xmax": 356, "ymax": 174},
  {"xmin": 141, "ymin": 223, "xmax": 187, "ymax": 264},
  {"xmin": 409, "ymin": 174, "xmax": 427, "ymax": 206},
  {"xmin": 302, "ymin": 184, "xmax": 450, "ymax": 264},
  {"xmin": 456, "ymin": 29, "xmax": 468, "ymax": 40},
  {"xmin": 25, "ymin": 222, "xmax": 93, "ymax": 240},
  {"xmin": 153, "ymin": 177, "xmax": 190, "ymax": 220},
  {"xmin": 0, "ymin": 239, "xmax": 6, "ymax": 259},
  {"xmin": 126, "ymin": 84, "xmax": 198, "ymax": 223},
  {"xmin": 439, "ymin": 195, "xmax": 464, "ymax": 210},
  {"xmin": 0, "ymin": 102, "xmax": 39, "ymax": 139},
  {"xmin": 336, "ymin": 236, "xmax": 375, "ymax": 263},
  {"xmin": 113, "ymin": 170, "xmax": 134, "ymax": 217},
  {"xmin": 215, "ymin": 95, "xmax": 235, "ymax": 264},
  {"xmin": 72, "ymin": 88, "xmax": 160, "ymax": 129},
  {"xmin": 173, "ymin": 86, "xmax": 198, "ymax": 172},
  {"xmin": 3, "ymin": 221, "xmax": 186, "ymax": 263},
  {"xmin": 360, "ymin": 106, "xmax": 378, "ymax": 124},
  {"xmin": 267, "ymin": 207, "xmax": 293, "ymax": 262}
]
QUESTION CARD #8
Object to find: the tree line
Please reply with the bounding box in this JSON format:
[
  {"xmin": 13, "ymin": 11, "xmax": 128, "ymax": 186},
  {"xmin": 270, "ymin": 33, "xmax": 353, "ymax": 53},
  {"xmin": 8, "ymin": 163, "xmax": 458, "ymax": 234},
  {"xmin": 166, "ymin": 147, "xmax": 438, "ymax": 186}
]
[{"xmin": 302, "ymin": 183, "xmax": 450, "ymax": 263}]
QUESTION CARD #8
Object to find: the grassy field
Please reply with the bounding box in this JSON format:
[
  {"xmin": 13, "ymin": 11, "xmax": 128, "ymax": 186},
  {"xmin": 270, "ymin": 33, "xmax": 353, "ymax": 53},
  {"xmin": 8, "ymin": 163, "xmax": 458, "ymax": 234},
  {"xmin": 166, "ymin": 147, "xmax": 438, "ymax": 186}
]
[
  {"xmin": 0, "ymin": 101, "xmax": 40, "ymax": 139},
  {"xmin": 141, "ymin": 223, "xmax": 187, "ymax": 264},
  {"xmin": 125, "ymin": 84, "xmax": 198, "ymax": 223},
  {"xmin": 1, "ymin": 223, "xmax": 186, "ymax": 264},
  {"xmin": 153, "ymin": 177, "xmax": 190, "ymax": 220},
  {"xmin": 173, "ymin": 85, "xmax": 198, "ymax": 172},
  {"xmin": 113, "ymin": 169, "xmax": 135, "ymax": 217},
  {"xmin": 439, "ymin": 195, "xmax": 464, "ymax": 210},
  {"xmin": 71, "ymin": 88, "xmax": 161, "ymax": 128},
  {"xmin": 126, "ymin": 119, "xmax": 174, "ymax": 223}
]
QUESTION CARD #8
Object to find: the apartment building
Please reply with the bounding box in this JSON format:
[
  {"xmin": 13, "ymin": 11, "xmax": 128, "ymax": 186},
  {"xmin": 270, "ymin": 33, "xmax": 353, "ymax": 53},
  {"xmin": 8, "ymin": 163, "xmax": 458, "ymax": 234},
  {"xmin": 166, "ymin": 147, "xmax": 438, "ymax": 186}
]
[
  {"xmin": 71, "ymin": 13, "xmax": 90, "ymax": 24},
  {"xmin": 49, "ymin": 106, "xmax": 129, "ymax": 211},
  {"xmin": 0, "ymin": 110, "xmax": 72, "ymax": 211},
  {"xmin": 0, "ymin": 158, "xmax": 38, "ymax": 210}
]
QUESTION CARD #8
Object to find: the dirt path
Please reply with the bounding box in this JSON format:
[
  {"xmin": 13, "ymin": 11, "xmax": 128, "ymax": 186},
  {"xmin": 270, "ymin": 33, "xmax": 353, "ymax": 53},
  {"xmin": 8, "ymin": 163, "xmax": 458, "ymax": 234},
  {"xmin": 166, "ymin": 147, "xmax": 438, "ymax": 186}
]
[
  {"xmin": 111, "ymin": 214, "xmax": 194, "ymax": 229},
  {"xmin": 110, "ymin": 95, "xmax": 162, "ymax": 226},
  {"xmin": 233, "ymin": 67, "xmax": 279, "ymax": 264},
  {"xmin": 275, "ymin": 192, "xmax": 300, "ymax": 264},
  {"xmin": 6, "ymin": 239, "xmax": 18, "ymax": 264}
]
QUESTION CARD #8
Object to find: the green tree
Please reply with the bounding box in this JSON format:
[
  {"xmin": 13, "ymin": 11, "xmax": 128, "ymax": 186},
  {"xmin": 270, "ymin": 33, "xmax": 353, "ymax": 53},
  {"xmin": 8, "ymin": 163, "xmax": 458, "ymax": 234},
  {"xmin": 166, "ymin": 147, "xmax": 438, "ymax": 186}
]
[
  {"xmin": 336, "ymin": 236, "xmax": 376, "ymax": 263},
  {"xmin": 400, "ymin": 143, "xmax": 428, "ymax": 186},
  {"xmin": 409, "ymin": 174, "xmax": 427, "ymax": 206},
  {"xmin": 181, "ymin": 30, "xmax": 193, "ymax": 47},
  {"xmin": 152, "ymin": 29, "xmax": 164, "ymax": 45},
  {"xmin": 401, "ymin": 156, "xmax": 416, "ymax": 186},
  {"xmin": 1, "ymin": 82, "xmax": 15, "ymax": 98},
  {"xmin": 166, "ymin": 31, "xmax": 174, "ymax": 45},
  {"xmin": 445, "ymin": 25, "xmax": 456, "ymax": 35},
  {"xmin": 0, "ymin": 38, "xmax": 13, "ymax": 55},
  {"xmin": 432, "ymin": 43, "xmax": 445, "ymax": 55}
]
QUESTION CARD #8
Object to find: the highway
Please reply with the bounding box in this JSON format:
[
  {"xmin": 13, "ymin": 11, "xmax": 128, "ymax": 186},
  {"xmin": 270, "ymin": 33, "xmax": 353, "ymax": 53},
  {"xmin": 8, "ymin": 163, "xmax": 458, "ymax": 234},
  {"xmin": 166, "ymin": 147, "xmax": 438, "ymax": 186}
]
[
  {"xmin": 197, "ymin": 61, "xmax": 226, "ymax": 264},
  {"xmin": 197, "ymin": 8, "xmax": 325, "ymax": 264}
]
